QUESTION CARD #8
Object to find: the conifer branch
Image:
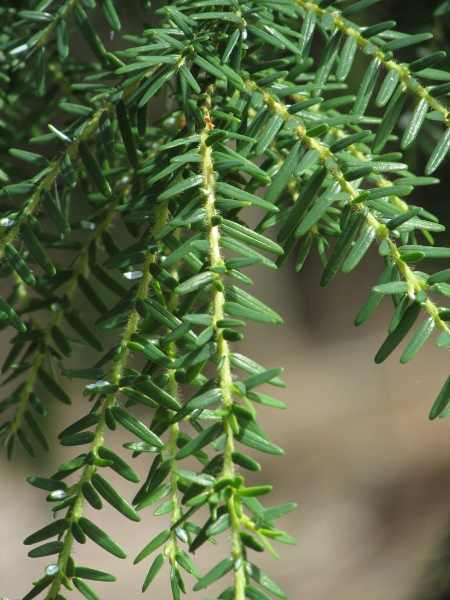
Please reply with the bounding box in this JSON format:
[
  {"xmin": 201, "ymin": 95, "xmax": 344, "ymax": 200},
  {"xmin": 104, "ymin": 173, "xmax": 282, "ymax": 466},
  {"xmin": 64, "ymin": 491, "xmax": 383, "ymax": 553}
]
[
  {"xmin": 296, "ymin": 1, "xmax": 450, "ymax": 125},
  {"xmin": 44, "ymin": 202, "xmax": 169, "ymax": 599},
  {"xmin": 200, "ymin": 100, "xmax": 247, "ymax": 600},
  {"xmin": 247, "ymin": 79, "xmax": 450, "ymax": 335}
]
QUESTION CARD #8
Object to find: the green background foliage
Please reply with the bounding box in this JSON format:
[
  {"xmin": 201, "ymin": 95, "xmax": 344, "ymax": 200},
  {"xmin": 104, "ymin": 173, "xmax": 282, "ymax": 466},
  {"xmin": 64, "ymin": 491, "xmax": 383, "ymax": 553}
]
[{"xmin": 1, "ymin": 0, "xmax": 450, "ymax": 599}]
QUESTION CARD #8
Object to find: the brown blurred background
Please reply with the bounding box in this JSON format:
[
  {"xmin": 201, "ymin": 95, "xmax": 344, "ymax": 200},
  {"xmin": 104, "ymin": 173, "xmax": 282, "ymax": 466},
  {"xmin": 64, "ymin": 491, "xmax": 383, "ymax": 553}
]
[{"xmin": 3, "ymin": 1, "xmax": 450, "ymax": 599}]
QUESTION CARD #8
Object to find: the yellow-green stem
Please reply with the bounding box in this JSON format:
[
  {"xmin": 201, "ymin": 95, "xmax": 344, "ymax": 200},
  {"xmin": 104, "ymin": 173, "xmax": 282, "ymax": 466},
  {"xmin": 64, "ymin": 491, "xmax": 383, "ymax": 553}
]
[
  {"xmin": 200, "ymin": 113, "xmax": 246, "ymax": 599},
  {"xmin": 165, "ymin": 248, "xmax": 183, "ymax": 561},
  {"xmin": 45, "ymin": 202, "xmax": 169, "ymax": 599},
  {"xmin": 289, "ymin": 90, "xmax": 410, "ymax": 211}
]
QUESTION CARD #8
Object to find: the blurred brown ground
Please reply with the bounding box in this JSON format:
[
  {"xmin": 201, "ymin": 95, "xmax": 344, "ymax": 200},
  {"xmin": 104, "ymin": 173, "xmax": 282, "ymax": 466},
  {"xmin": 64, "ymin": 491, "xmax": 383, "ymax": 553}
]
[{"xmin": 3, "ymin": 246, "xmax": 450, "ymax": 600}]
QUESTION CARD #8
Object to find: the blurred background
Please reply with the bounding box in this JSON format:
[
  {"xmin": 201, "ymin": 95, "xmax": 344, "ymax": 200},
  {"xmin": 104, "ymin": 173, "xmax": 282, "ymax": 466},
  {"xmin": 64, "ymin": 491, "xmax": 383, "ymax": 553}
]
[{"xmin": 3, "ymin": 1, "xmax": 450, "ymax": 599}]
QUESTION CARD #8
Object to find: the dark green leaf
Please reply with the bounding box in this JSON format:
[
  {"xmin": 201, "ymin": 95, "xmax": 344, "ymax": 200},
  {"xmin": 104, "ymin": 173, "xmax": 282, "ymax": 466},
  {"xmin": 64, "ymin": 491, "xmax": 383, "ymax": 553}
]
[
  {"xmin": 179, "ymin": 65, "xmax": 201, "ymax": 93},
  {"xmin": 206, "ymin": 513, "xmax": 231, "ymax": 536},
  {"xmin": 41, "ymin": 190, "xmax": 71, "ymax": 234},
  {"xmin": 231, "ymin": 451, "xmax": 261, "ymax": 472},
  {"xmin": 99, "ymin": 111, "xmax": 115, "ymax": 153},
  {"xmin": 246, "ymin": 562, "xmax": 287, "ymax": 599},
  {"xmin": 239, "ymin": 485, "xmax": 272, "ymax": 497},
  {"xmin": 329, "ymin": 130, "xmax": 371, "ymax": 154},
  {"xmin": 401, "ymin": 99, "xmax": 428, "ymax": 150},
  {"xmin": 134, "ymin": 530, "xmax": 170, "ymax": 564},
  {"xmin": 341, "ymin": 225, "xmax": 376, "ymax": 273},
  {"xmin": 193, "ymin": 557, "xmax": 234, "ymax": 590},
  {"xmin": 342, "ymin": 0, "xmax": 381, "ymax": 16},
  {"xmin": 429, "ymin": 83, "xmax": 450, "ymax": 98},
  {"xmin": 78, "ymin": 517, "xmax": 127, "ymax": 558},
  {"xmin": 259, "ymin": 502, "xmax": 297, "ymax": 522},
  {"xmin": 313, "ymin": 30, "xmax": 342, "ymax": 92},
  {"xmin": 187, "ymin": 388, "xmax": 223, "ymax": 411},
  {"xmin": 143, "ymin": 553, "xmax": 166, "ymax": 592},
  {"xmin": 255, "ymin": 114, "xmax": 285, "ymax": 156},
  {"xmin": 382, "ymin": 32, "xmax": 432, "ymax": 52},
  {"xmin": 28, "ymin": 541, "xmax": 64, "ymax": 557},
  {"xmin": 430, "ymin": 375, "xmax": 450, "ymax": 419},
  {"xmin": 82, "ymin": 482, "xmax": 103, "ymax": 510},
  {"xmin": 368, "ymin": 185, "xmax": 413, "ymax": 200},
  {"xmin": 131, "ymin": 380, "xmax": 180, "ymax": 411},
  {"xmin": 116, "ymin": 101, "xmax": 138, "ymax": 169},
  {"xmin": 62, "ymin": 368, "xmax": 105, "ymax": 380},
  {"xmin": 336, "ymin": 36, "xmax": 358, "ymax": 82},
  {"xmin": 352, "ymin": 58, "xmax": 381, "ymax": 116},
  {"xmin": 24, "ymin": 410, "xmax": 50, "ymax": 451},
  {"xmin": 27, "ymin": 477, "xmax": 68, "ymax": 492},
  {"xmin": 59, "ymin": 431, "xmax": 95, "ymax": 446},
  {"xmin": 24, "ymin": 519, "xmax": 69, "ymax": 545},
  {"xmin": 175, "ymin": 423, "xmax": 223, "ymax": 459},
  {"xmin": 374, "ymin": 302, "xmax": 421, "ymax": 363},
  {"xmin": 111, "ymin": 406, "xmax": 164, "ymax": 448},
  {"xmin": 375, "ymin": 70, "xmax": 400, "ymax": 108},
  {"xmin": 173, "ymin": 469, "xmax": 216, "ymax": 487},
  {"xmin": 264, "ymin": 140, "xmax": 303, "ymax": 205},
  {"xmin": 372, "ymin": 282, "xmax": 409, "ymax": 294},
  {"xmin": 5, "ymin": 243, "xmax": 35, "ymax": 287},
  {"xmin": 157, "ymin": 175, "xmax": 203, "ymax": 201},
  {"xmin": 245, "ymin": 585, "xmax": 272, "ymax": 600},
  {"xmin": 399, "ymin": 245, "xmax": 450, "ymax": 259},
  {"xmin": 121, "ymin": 386, "xmax": 158, "ymax": 409},
  {"xmin": 99, "ymin": 0, "xmax": 121, "ymax": 30},
  {"xmin": 61, "ymin": 154, "xmax": 77, "ymax": 189},
  {"xmin": 372, "ymin": 85, "xmax": 406, "ymax": 154},
  {"xmin": 170, "ymin": 342, "xmax": 217, "ymax": 369},
  {"xmin": 225, "ymin": 286, "xmax": 283, "ymax": 325},
  {"xmin": 72, "ymin": 577, "xmax": 101, "ymax": 600},
  {"xmin": 175, "ymin": 272, "xmax": 214, "ymax": 295},
  {"xmin": 97, "ymin": 445, "xmax": 140, "ymax": 483},
  {"xmin": 426, "ymin": 127, "xmax": 450, "ymax": 175},
  {"xmin": 136, "ymin": 483, "xmax": 171, "ymax": 511},
  {"xmin": 9, "ymin": 148, "xmax": 48, "ymax": 167},
  {"xmin": 220, "ymin": 220, "xmax": 283, "ymax": 255},
  {"xmin": 20, "ymin": 224, "xmax": 55, "ymax": 277},
  {"xmin": 235, "ymin": 424, "xmax": 284, "ymax": 455},
  {"xmin": 216, "ymin": 182, "xmax": 278, "ymax": 212},
  {"xmin": 17, "ymin": 428, "xmax": 35, "ymax": 458},
  {"xmin": 74, "ymin": 567, "xmax": 116, "ymax": 582},
  {"xmin": 176, "ymin": 548, "xmax": 201, "ymax": 578},
  {"xmin": 242, "ymin": 368, "xmax": 284, "ymax": 390},
  {"xmin": 386, "ymin": 207, "xmax": 422, "ymax": 230},
  {"xmin": 56, "ymin": 17, "xmax": 69, "ymax": 57},
  {"xmin": 220, "ymin": 236, "xmax": 277, "ymax": 270},
  {"xmin": 128, "ymin": 340, "xmax": 172, "ymax": 368},
  {"xmin": 78, "ymin": 141, "xmax": 111, "ymax": 197},
  {"xmin": 37, "ymin": 369, "xmax": 72, "ymax": 405},
  {"xmin": 77, "ymin": 275, "xmax": 108, "ymax": 314},
  {"xmin": 399, "ymin": 317, "xmax": 434, "ymax": 364},
  {"xmin": 74, "ymin": 4, "xmax": 108, "ymax": 63},
  {"xmin": 278, "ymin": 167, "xmax": 327, "ymax": 243},
  {"xmin": 64, "ymin": 311, "xmax": 103, "ymax": 351},
  {"xmin": 320, "ymin": 212, "xmax": 361, "ymax": 286},
  {"xmin": 299, "ymin": 9, "xmax": 316, "ymax": 58}
]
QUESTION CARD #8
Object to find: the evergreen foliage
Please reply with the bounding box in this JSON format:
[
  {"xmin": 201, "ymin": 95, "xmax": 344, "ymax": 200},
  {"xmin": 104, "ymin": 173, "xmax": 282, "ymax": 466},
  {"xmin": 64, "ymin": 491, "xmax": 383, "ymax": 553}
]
[{"xmin": 1, "ymin": 0, "xmax": 450, "ymax": 598}]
